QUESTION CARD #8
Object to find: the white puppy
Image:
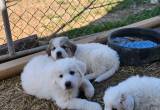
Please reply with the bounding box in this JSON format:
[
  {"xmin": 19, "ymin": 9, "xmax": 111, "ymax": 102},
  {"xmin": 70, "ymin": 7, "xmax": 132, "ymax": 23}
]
[
  {"xmin": 21, "ymin": 55, "xmax": 102, "ymax": 110},
  {"xmin": 103, "ymin": 75, "xmax": 160, "ymax": 110},
  {"xmin": 46, "ymin": 36, "xmax": 120, "ymax": 82}
]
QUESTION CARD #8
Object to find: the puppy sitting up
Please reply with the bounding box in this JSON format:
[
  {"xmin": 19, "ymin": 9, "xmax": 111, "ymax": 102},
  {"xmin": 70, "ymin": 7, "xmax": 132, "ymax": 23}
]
[
  {"xmin": 46, "ymin": 36, "xmax": 120, "ymax": 82},
  {"xmin": 21, "ymin": 55, "xmax": 102, "ymax": 110}
]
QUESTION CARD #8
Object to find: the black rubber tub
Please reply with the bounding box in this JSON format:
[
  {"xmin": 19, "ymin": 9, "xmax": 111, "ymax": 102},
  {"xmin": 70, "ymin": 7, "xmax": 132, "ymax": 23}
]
[{"xmin": 107, "ymin": 28, "xmax": 160, "ymax": 66}]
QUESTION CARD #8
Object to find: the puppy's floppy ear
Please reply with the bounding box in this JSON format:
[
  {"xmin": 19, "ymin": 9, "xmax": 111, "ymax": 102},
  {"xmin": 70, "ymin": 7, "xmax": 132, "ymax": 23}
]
[
  {"xmin": 46, "ymin": 40, "xmax": 53, "ymax": 56},
  {"xmin": 75, "ymin": 60, "xmax": 86, "ymax": 77},
  {"xmin": 120, "ymin": 94, "xmax": 134, "ymax": 110},
  {"xmin": 65, "ymin": 40, "xmax": 77, "ymax": 56}
]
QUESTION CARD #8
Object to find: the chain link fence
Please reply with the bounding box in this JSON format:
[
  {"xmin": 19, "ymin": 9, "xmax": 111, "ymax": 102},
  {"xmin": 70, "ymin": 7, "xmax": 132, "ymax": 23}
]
[
  {"xmin": 1, "ymin": 0, "xmax": 123, "ymax": 42},
  {"xmin": 0, "ymin": 0, "xmax": 124, "ymax": 62},
  {"xmin": 1, "ymin": 0, "xmax": 122, "ymax": 43}
]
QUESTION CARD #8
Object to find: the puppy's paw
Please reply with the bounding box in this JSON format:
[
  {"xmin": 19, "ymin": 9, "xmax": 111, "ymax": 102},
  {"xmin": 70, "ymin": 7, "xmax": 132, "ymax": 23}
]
[
  {"xmin": 56, "ymin": 101, "xmax": 68, "ymax": 109},
  {"xmin": 85, "ymin": 85, "xmax": 94, "ymax": 99},
  {"xmin": 88, "ymin": 102, "xmax": 102, "ymax": 110},
  {"xmin": 95, "ymin": 103, "xmax": 102, "ymax": 110},
  {"xmin": 81, "ymin": 79, "xmax": 95, "ymax": 99}
]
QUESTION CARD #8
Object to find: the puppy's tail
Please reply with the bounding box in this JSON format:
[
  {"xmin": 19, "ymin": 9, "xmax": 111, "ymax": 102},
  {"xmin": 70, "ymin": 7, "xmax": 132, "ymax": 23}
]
[{"xmin": 95, "ymin": 61, "xmax": 119, "ymax": 82}]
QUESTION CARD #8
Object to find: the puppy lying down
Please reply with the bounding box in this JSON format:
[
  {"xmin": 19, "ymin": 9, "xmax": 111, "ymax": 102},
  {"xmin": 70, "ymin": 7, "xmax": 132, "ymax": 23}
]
[
  {"xmin": 47, "ymin": 37, "xmax": 120, "ymax": 82},
  {"xmin": 104, "ymin": 75, "xmax": 160, "ymax": 110},
  {"xmin": 21, "ymin": 55, "xmax": 102, "ymax": 110}
]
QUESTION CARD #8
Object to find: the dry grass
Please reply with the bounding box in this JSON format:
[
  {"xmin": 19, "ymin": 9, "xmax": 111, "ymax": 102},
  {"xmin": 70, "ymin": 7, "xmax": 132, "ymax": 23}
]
[{"xmin": 0, "ymin": 61, "xmax": 160, "ymax": 110}]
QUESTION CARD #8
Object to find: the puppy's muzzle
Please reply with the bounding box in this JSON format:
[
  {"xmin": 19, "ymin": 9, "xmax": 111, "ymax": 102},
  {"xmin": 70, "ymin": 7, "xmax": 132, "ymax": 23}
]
[
  {"xmin": 56, "ymin": 51, "xmax": 63, "ymax": 59},
  {"xmin": 65, "ymin": 81, "xmax": 72, "ymax": 89}
]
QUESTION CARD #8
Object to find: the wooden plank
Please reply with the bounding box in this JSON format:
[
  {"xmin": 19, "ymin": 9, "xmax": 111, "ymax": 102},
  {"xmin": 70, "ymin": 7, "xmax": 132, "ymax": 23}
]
[
  {"xmin": 125, "ymin": 16, "xmax": 160, "ymax": 28},
  {"xmin": 0, "ymin": 16, "xmax": 160, "ymax": 80},
  {"xmin": 0, "ymin": 45, "xmax": 47, "ymax": 63}
]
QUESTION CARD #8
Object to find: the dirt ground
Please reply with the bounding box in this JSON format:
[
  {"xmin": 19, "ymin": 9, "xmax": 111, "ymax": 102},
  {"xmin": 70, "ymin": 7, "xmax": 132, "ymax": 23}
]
[{"xmin": 0, "ymin": 61, "xmax": 160, "ymax": 110}]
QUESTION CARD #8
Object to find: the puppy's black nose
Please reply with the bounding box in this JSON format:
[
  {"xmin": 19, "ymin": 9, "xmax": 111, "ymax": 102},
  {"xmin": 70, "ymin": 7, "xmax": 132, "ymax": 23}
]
[
  {"xmin": 57, "ymin": 51, "xmax": 62, "ymax": 58},
  {"xmin": 65, "ymin": 81, "xmax": 72, "ymax": 89}
]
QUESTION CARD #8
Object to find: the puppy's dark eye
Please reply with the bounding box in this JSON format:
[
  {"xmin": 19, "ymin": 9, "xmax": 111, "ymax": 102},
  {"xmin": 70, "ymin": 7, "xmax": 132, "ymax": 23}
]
[
  {"xmin": 59, "ymin": 74, "xmax": 63, "ymax": 78},
  {"xmin": 62, "ymin": 45, "xmax": 67, "ymax": 49},
  {"xmin": 112, "ymin": 108, "xmax": 117, "ymax": 110},
  {"xmin": 52, "ymin": 47, "xmax": 55, "ymax": 50},
  {"xmin": 69, "ymin": 71, "xmax": 75, "ymax": 75}
]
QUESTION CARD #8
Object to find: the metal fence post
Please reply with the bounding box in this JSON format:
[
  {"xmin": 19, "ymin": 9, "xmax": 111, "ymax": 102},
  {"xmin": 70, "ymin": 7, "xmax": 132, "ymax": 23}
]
[{"xmin": 0, "ymin": 0, "xmax": 15, "ymax": 56}]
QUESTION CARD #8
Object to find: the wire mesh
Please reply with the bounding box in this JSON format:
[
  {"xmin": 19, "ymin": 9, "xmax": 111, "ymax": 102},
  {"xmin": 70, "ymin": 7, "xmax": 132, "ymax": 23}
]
[{"xmin": 0, "ymin": 0, "xmax": 122, "ymax": 46}]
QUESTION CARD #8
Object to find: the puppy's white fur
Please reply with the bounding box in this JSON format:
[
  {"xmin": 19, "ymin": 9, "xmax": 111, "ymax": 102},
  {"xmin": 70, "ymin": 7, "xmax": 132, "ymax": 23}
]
[
  {"xmin": 104, "ymin": 75, "xmax": 160, "ymax": 110},
  {"xmin": 21, "ymin": 55, "xmax": 101, "ymax": 110},
  {"xmin": 48, "ymin": 37, "xmax": 120, "ymax": 82}
]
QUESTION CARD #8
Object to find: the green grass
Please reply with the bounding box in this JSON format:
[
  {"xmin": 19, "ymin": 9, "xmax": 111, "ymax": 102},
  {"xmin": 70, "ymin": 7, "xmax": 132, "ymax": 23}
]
[
  {"xmin": 110, "ymin": 0, "xmax": 150, "ymax": 12},
  {"xmin": 63, "ymin": 6, "xmax": 160, "ymax": 38}
]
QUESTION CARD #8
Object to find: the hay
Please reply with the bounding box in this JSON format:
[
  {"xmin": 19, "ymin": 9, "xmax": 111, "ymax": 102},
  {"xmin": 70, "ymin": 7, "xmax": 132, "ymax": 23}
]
[{"xmin": 0, "ymin": 62, "xmax": 160, "ymax": 110}]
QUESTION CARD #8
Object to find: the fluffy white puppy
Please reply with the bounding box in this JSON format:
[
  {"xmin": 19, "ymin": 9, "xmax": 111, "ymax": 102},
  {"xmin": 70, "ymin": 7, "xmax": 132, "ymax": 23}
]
[
  {"xmin": 103, "ymin": 75, "xmax": 160, "ymax": 110},
  {"xmin": 46, "ymin": 36, "xmax": 120, "ymax": 82},
  {"xmin": 21, "ymin": 55, "xmax": 102, "ymax": 110}
]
